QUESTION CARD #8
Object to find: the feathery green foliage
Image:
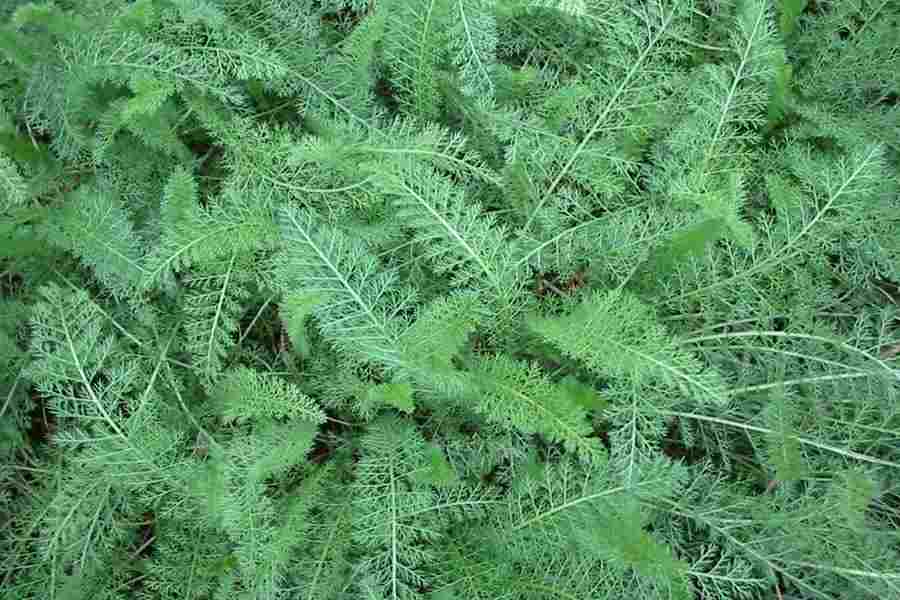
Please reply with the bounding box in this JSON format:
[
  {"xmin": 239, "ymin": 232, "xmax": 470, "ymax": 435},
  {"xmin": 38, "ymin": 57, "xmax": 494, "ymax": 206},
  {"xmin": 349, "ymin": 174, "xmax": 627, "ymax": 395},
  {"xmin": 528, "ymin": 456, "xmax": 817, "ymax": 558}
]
[{"xmin": 2, "ymin": 1, "xmax": 900, "ymax": 599}]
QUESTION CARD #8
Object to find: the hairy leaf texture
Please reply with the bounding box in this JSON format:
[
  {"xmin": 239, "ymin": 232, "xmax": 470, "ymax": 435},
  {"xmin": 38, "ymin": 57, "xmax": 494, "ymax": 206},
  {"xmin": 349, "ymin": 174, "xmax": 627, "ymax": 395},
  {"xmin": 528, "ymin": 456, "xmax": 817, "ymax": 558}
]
[
  {"xmin": 794, "ymin": 0, "xmax": 899, "ymax": 113},
  {"xmin": 517, "ymin": 198, "xmax": 694, "ymax": 284},
  {"xmin": 94, "ymin": 76, "xmax": 188, "ymax": 165},
  {"xmin": 351, "ymin": 417, "xmax": 490, "ymax": 599},
  {"xmin": 530, "ymin": 290, "xmax": 728, "ymax": 403},
  {"xmin": 482, "ymin": 454, "xmax": 692, "ymax": 599},
  {"xmin": 27, "ymin": 284, "xmax": 130, "ymax": 427},
  {"xmin": 351, "ymin": 418, "xmax": 438, "ymax": 598},
  {"xmin": 376, "ymin": 162, "xmax": 526, "ymax": 311},
  {"xmin": 666, "ymin": 141, "xmax": 889, "ymax": 309},
  {"xmin": 381, "ymin": 0, "xmax": 452, "ymax": 121},
  {"xmin": 656, "ymin": 0, "xmax": 781, "ymax": 191},
  {"xmin": 324, "ymin": 3, "xmax": 387, "ymax": 117},
  {"xmin": 44, "ymin": 184, "xmax": 146, "ymax": 298},
  {"xmin": 182, "ymin": 252, "xmax": 253, "ymax": 382},
  {"xmin": 19, "ymin": 284, "xmax": 192, "ymax": 595},
  {"xmin": 216, "ymin": 366, "xmax": 326, "ymax": 424},
  {"xmin": 147, "ymin": 167, "xmax": 275, "ymax": 291},
  {"xmin": 450, "ymin": 0, "xmax": 498, "ymax": 98},
  {"xmin": 398, "ymin": 293, "xmax": 484, "ymax": 375},
  {"xmin": 471, "ymin": 355, "xmax": 605, "ymax": 463},
  {"xmin": 3, "ymin": 1, "xmax": 900, "ymax": 599},
  {"xmin": 275, "ymin": 206, "xmax": 411, "ymax": 367},
  {"xmin": 0, "ymin": 151, "xmax": 26, "ymax": 210},
  {"xmin": 211, "ymin": 424, "xmax": 321, "ymax": 600},
  {"xmin": 513, "ymin": 0, "xmax": 694, "ymax": 226},
  {"xmin": 138, "ymin": 518, "xmax": 232, "ymax": 600}
]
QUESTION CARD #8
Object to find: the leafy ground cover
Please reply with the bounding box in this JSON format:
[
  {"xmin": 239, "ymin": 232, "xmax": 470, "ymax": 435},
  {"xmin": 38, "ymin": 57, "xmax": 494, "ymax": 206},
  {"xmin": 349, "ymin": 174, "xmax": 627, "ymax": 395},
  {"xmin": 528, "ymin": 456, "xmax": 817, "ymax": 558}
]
[{"xmin": 1, "ymin": 1, "xmax": 899, "ymax": 599}]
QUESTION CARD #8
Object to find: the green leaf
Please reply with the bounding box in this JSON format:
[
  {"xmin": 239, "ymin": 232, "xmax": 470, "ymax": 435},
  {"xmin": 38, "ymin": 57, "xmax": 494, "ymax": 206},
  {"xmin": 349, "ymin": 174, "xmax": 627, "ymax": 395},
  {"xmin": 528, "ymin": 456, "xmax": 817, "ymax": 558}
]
[
  {"xmin": 0, "ymin": 151, "xmax": 26, "ymax": 210},
  {"xmin": 217, "ymin": 366, "xmax": 326, "ymax": 424},
  {"xmin": 182, "ymin": 252, "xmax": 251, "ymax": 382},
  {"xmin": 45, "ymin": 184, "xmax": 146, "ymax": 297},
  {"xmin": 765, "ymin": 391, "xmax": 806, "ymax": 482},
  {"xmin": 777, "ymin": 0, "xmax": 807, "ymax": 36},
  {"xmin": 559, "ymin": 375, "xmax": 607, "ymax": 412},
  {"xmin": 530, "ymin": 290, "xmax": 728, "ymax": 405},
  {"xmin": 837, "ymin": 469, "xmax": 876, "ymax": 529},
  {"xmin": 382, "ymin": 0, "xmax": 452, "ymax": 120},
  {"xmin": 450, "ymin": 0, "xmax": 497, "ymax": 98},
  {"xmin": 366, "ymin": 382, "xmax": 415, "ymax": 415},
  {"xmin": 400, "ymin": 293, "xmax": 485, "ymax": 372},
  {"xmin": 472, "ymin": 354, "xmax": 605, "ymax": 463},
  {"xmin": 416, "ymin": 443, "xmax": 459, "ymax": 487},
  {"xmin": 640, "ymin": 217, "xmax": 726, "ymax": 287},
  {"xmin": 280, "ymin": 291, "xmax": 326, "ymax": 360},
  {"xmin": 276, "ymin": 206, "xmax": 405, "ymax": 367},
  {"xmin": 767, "ymin": 52, "xmax": 793, "ymax": 128}
]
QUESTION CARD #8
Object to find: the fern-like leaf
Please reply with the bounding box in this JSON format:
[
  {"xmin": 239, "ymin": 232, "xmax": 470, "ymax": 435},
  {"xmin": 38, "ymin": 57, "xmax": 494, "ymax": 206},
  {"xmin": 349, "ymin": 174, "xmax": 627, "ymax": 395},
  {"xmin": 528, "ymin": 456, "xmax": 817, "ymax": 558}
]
[
  {"xmin": 471, "ymin": 355, "xmax": 605, "ymax": 464},
  {"xmin": 44, "ymin": 184, "xmax": 146, "ymax": 298},
  {"xmin": 276, "ymin": 206, "xmax": 409, "ymax": 367},
  {"xmin": 216, "ymin": 366, "xmax": 326, "ymax": 425},
  {"xmin": 381, "ymin": 0, "xmax": 451, "ymax": 121},
  {"xmin": 182, "ymin": 252, "xmax": 252, "ymax": 383},
  {"xmin": 530, "ymin": 290, "xmax": 728, "ymax": 404}
]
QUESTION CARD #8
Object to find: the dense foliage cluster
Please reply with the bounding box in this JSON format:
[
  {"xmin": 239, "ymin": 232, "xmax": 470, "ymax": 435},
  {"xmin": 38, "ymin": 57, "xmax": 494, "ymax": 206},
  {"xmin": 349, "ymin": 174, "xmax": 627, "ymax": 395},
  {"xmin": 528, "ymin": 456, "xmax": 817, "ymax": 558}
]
[{"xmin": 1, "ymin": 1, "xmax": 899, "ymax": 599}]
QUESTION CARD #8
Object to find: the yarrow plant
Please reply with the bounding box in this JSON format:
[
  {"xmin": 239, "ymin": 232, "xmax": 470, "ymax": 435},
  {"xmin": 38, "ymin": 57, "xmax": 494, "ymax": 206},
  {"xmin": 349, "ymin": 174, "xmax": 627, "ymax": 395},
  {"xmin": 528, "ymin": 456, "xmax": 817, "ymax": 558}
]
[{"xmin": 1, "ymin": 1, "xmax": 899, "ymax": 599}]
